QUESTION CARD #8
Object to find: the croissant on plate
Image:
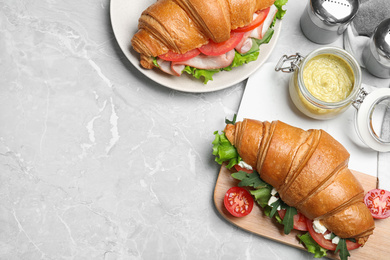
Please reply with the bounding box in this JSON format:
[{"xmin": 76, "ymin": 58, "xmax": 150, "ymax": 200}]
[
  {"xmin": 224, "ymin": 119, "xmax": 375, "ymax": 245},
  {"xmin": 131, "ymin": 0, "xmax": 276, "ymax": 69}
]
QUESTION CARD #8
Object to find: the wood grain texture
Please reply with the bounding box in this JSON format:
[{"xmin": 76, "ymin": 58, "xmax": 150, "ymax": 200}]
[{"xmin": 213, "ymin": 164, "xmax": 390, "ymax": 259}]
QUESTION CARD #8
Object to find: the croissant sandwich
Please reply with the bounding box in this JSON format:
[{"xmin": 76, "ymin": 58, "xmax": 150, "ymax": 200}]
[
  {"xmin": 213, "ymin": 118, "xmax": 375, "ymax": 259},
  {"xmin": 131, "ymin": 0, "xmax": 288, "ymax": 83}
]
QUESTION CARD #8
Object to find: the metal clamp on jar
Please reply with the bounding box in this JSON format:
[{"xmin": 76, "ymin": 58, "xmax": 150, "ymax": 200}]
[
  {"xmin": 275, "ymin": 47, "xmax": 361, "ymax": 120},
  {"xmin": 275, "ymin": 46, "xmax": 390, "ymax": 152},
  {"xmin": 300, "ymin": 0, "xmax": 360, "ymax": 44}
]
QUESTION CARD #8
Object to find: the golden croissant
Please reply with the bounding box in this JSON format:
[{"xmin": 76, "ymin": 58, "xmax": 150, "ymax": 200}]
[
  {"xmin": 224, "ymin": 119, "xmax": 375, "ymax": 245},
  {"xmin": 131, "ymin": 0, "xmax": 277, "ymax": 69}
]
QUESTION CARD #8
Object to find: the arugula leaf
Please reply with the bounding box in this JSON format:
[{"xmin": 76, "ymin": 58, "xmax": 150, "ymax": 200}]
[
  {"xmin": 269, "ymin": 199, "xmax": 283, "ymax": 218},
  {"xmin": 298, "ymin": 233, "xmax": 328, "ymax": 258},
  {"xmin": 335, "ymin": 238, "xmax": 351, "ymax": 260},
  {"xmin": 231, "ymin": 170, "xmax": 269, "ymax": 189},
  {"xmin": 225, "ymin": 114, "xmax": 237, "ymax": 125},
  {"xmin": 231, "ymin": 169, "xmax": 272, "ymax": 208},
  {"xmin": 274, "ymin": 0, "xmax": 288, "ymax": 19},
  {"xmin": 212, "ymin": 131, "xmax": 241, "ymax": 168},
  {"xmin": 282, "ymin": 206, "xmax": 297, "ymax": 234}
]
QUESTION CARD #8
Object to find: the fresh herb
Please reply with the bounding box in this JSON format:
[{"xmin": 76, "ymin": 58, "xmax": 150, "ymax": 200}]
[
  {"xmin": 335, "ymin": 238, "xmax": 351, "ymax": 260},
  {"xmin": 230, "ymin": 170, "xmax": 273, "ymax": 208},
  {"xmin": 269, "ymin": 199, "xmax": 283, "ymax": 218},
  {"xmin": 232, "ymin": 170, "xmax": 269, "ymax": 189},
  {"xmin": 212, "ymin": 131, "xmax": 241, "ymax": 168},
  {"xmin": 225, "ymin": 114, "xmax": 237, "ymax": 125},
  {"xmin": 298, "ymin": 233, "xmax": 328, "ymax": 258},
  {"xmin": 281, "ymin": 206, "xmax": 297, "ymax": 235}
]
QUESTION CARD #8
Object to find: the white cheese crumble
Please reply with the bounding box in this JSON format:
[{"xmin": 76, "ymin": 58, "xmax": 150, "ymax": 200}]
[
  {"xmin": 324, "ymin": 233, "xmax": 332, "ymax": 240},
  {"xmin": 238, "ymin": 161, "xmax": 253, "ymax": 171},
  {"xmin": 267, "ymin": 195, "xmax": 281, "ymax": 210},
  {"xmin": 332, "ymin": 236, "xmax": 340, "ymax": 245},
  {"xmin": 313, "ymin": 220, "xmax": 341, "ymax": 245},
  {"xmin": 271, "ymin": 187, "xmax": 278, "ymax": 196},
  {"xmin": 312, "ymin": 219, "xmax": 327, "ymax": 234}
]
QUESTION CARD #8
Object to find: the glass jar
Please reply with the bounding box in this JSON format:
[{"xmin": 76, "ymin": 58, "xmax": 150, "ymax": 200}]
[
  {"xmin": 276, "ymin": 46, "xmax": 390, "ymax": 152},
  {"xmin": 276, "ymin": 47, "xmax": 362, "ymax": 120}
]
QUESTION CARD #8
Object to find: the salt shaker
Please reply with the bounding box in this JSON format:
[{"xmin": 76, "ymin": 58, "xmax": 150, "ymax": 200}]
[
  {"xmin": 300, "ymin": 0, "xmax": 360, "ymax": 44},
  {"xmin": 362, "ymin": 18, "xmax": 390, "ymax": 78}
]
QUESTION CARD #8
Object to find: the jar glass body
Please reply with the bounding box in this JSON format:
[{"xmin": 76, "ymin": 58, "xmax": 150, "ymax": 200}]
[{"xmin": 288, "ymin": 47, "xmax": 362, "ymax": 120}]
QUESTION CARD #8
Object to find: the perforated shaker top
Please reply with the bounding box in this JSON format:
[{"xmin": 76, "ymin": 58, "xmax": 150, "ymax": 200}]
[{"xmin": 312, "ymin": 0, "xmax": 360, "ymax": 25}]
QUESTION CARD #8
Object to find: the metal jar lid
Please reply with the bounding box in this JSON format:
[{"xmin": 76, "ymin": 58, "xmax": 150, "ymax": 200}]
[
  {"xmin": 363, "ymin": 18, "xmax": 390, "ymax": 78},
  {"xmin": 300, "ymin": 0, "xmax": 360, "ymax": 44},
  {"xmin": 354, "ymin": 88, "xmax": 390, "ymax": 152}
]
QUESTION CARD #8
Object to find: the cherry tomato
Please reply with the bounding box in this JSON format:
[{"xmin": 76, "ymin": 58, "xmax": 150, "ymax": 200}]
[
  {"xmin": 364, "ymin": 188, "xmax": 390, "ymax": 219},
  {"xmin": 278, "ymin": 209, "xmax": 308, "ymax": 231},
  {"xmin": 234, "ymin": 164, "xmax": 253, "ymax": 173},
  {"xmin": 232, "ymin": 7, "xmax": 270, "ymax": 33},
  {"xmin": 224, "ymin": 186, "xmax": 254, "ymax": 217},
  {"xmin": 306, "ymin": 218, "xmax": 360, "ymax": 251},
  {"xmin": 158, "ymin": 49, "xmax": 200, "ymax": 62},
  {"xmin": 198, "ymin": 32, "xmax": 244, "ymax": 56}
]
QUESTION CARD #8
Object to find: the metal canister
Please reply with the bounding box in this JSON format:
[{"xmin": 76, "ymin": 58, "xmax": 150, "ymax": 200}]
[
  {"xmin": 362, "ymin": 18, "xmax": 390, "ymax": 78},
  {"xmin": 300, "ymin": 0, "xmax": 360, "ymax": 44}
]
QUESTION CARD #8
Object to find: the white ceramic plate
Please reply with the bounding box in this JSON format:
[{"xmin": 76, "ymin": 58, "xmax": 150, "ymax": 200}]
[{"xmin": 110, "ymin": 0, "xmax": 282, "ymax": 93}]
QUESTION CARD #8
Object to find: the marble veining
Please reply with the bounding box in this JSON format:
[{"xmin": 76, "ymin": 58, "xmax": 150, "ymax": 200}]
[{"xmin": 1, "ymin": 0, "xmax": 389, "ymax": 259}]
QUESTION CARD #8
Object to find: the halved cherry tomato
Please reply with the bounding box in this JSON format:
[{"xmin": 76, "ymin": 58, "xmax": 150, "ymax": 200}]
[
  {"xmin": 306, "ymin": 218, "xmax": 360, "ymax": 251},
  {"xmin": 158, "ymin": 49, "xmax": 200, "ymax": 62},
  {"xmin": 232, "ymin": 7, "xmax": 270, "ymax": 33},
  {"xmin": 278, "ymin": 209, "xmax": 308, "ymax": 231},
  {"xmin": 234, "ymin": 164, "xmax": 253, "ymax": 173},
  {"xmin": 224, "ymin": 186, "xmax": 254, "ymax": 217},
  {"xmin": 364, "ymin": 188, "xmax": 390, "ymax": 219},
  {"xmin": 198, "ymin": 32, "xmax": 245, "ymax": 56}
]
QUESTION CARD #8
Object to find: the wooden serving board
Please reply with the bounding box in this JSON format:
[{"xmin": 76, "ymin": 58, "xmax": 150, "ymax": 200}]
[{"xmin": 214, "ymin": 164, "xmax": 390, "ymax": 260}]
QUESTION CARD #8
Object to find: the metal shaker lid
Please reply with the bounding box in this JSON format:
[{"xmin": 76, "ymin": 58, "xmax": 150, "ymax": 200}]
[
  {"xmin": 373, "ymin": 18, "xmax": 390, "ymax": 60},
  {"xmin": 312, "ymin": 0, "xmax": 360, "ymax": 25}
]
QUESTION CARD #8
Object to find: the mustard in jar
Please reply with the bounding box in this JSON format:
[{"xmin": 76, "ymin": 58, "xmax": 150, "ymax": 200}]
[{"xmin": 283, "ymin": 47, "xmax": 362, "ymax": 120}]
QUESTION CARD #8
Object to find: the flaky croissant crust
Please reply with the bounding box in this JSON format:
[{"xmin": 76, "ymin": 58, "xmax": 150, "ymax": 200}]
[
  {"xmin": 131, "ymin": 0, "xmax": 276, "ymax": 68},
  {"xmin": 224, "ymin": 119, "xmax": 375, "ymax": 245}
]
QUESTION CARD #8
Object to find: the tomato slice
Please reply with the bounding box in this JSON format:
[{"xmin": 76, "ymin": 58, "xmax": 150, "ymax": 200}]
[
  {"xmin": 224, "ymin": 187, "xmax": 254, "ymax": 217},
  {"xmin": 364, "ymin": 188, "xmax": 390, "ymax": 219},
  {"xmin": 198, "ymin": 32, "xmax": 245, "ymax": 56},
  {"xmin": 306, "ymin": 218, "xmax": 360, "ymax": 251},
  {"xmin": 232, "ymin": 7, "xmax": 270, "ymax": 33},
  {"xmin": 234, "ymin": 164, "xmax": 253, "ymax": 173},
  {"xmin": 158, "ymin": 49, "xmax": 200, "ymax": 62},
  {"xmin": 278, "ymin": 209, "xmax": 308, "ymax": 231}
]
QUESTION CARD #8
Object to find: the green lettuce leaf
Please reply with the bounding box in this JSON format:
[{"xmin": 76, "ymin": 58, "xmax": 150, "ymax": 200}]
[
  {"xmin": 250, "ymin": 188, "xmax": 272, "ymax": 208},
  {"xmin": 298, "ymin": 233, "xmax": 328, "ymax": 258},
  {"xmin": 212, "ymin": 131, "xmax": 240, "ymax": 168},
  {"xmin": 183, "ymin": 66, "xmax": 220, "ymax": 84},
  {"xmin": 275, "ymin": 0, "xmax": 288, "ymax": 19},
  {"xmin": 254, "ymin": 28, "xmax": 274, "ymax": 46}
]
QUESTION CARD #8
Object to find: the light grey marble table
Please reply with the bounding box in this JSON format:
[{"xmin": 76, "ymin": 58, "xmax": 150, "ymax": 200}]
[{"xmin": 1, "ymin": 0, "xmax": 389, "ymax": 259}]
